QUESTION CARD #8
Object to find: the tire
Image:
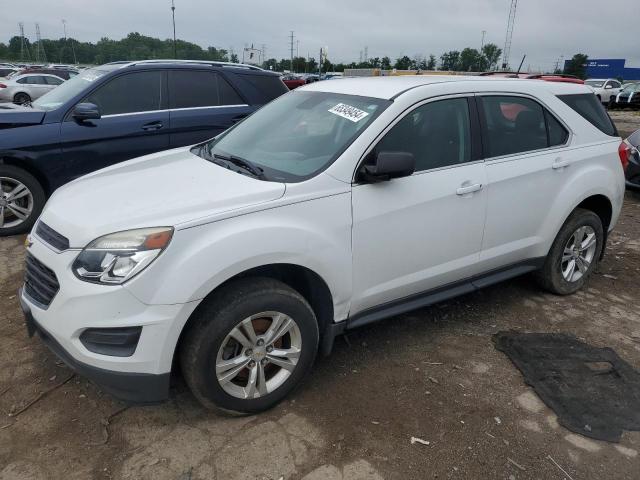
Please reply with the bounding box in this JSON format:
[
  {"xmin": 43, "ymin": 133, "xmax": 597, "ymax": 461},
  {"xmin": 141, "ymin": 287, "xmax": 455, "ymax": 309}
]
[
  {"xmin": 180, "ymin": 277, "xmax": 319, "ymax": 414},
  {"xmin": 13, "ymin": 92, "xmax": 31, "ymax": 105},
  {"xmin": 0, "ymin": 165, "xmax": 46, "ymax": 236},
  {"xmin": 536, "ymin": 208, "xmax": 604, "ymax": 295}
]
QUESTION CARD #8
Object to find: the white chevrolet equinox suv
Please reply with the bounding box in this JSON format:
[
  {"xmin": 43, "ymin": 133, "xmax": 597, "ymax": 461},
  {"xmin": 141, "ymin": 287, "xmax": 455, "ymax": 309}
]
[{"xmin": 20, "ymin": 76, "xmax": 628, "ymax": 413}]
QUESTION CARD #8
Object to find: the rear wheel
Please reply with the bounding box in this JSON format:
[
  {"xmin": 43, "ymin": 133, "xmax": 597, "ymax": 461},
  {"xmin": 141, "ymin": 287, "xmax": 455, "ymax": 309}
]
[
  {"xmin": 180, "ymin": 277, "xmax": 319, "ymax": 413},
  {"xmin": 0, "ymin": 165, "xmax": 45, "ymax": 236},
  {"xmin": 536, "ymin": 208, "xmax": 603, "ymax": 295},
  {"xmin": 13, "ymin": 92, "xmax": 31, "ymax": 105}
]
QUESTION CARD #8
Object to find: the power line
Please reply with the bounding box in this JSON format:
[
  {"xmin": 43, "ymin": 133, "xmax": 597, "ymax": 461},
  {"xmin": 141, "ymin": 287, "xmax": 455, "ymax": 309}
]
[{"xmin": 289, "ymin": 31, "xmax": 294, "ymax": 72}]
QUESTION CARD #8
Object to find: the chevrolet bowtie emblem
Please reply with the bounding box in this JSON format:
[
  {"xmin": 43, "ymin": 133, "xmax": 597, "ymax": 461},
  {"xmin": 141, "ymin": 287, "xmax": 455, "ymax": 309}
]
[{"xmin": 25, "ymin": 235, "xmax": 33, "ymax": 249}]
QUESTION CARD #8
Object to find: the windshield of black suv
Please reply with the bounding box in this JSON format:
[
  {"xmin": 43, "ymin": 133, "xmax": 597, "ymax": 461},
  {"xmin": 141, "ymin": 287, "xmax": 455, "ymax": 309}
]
[
  {"xmin": 32, "ymin": 68, "xmax": 109, "ymax": 111},
  {"xmin": 193, "ymin": 91, "xmax": 390, "ymax": 182}
]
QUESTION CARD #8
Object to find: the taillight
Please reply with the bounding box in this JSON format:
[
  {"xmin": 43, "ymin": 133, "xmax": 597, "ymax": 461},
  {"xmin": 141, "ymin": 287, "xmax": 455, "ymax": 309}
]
[
  {"xmin": 618, "ymin": 141, "xmax": 631, "ymax": 171},
  {"xmin": 0, "ymin": 83, "xmax": 6, "ymax": 88}
]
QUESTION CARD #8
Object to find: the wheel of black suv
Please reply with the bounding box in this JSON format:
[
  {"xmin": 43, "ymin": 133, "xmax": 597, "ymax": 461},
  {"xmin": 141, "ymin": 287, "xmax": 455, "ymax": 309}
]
[
  {"xmin": 13, "ymin": 92, "xmax": 31, "ymax": 105},
  {"xmin": 180, "ymin": 277, "xmax": 319, "ymax": 414},
  {"xmin": 536, "ymin": 208, "xmax": 604, "ymax": 295},
  {"xmin": 0, "ymin": 165, "xmax": 45, "ymax": 236}
]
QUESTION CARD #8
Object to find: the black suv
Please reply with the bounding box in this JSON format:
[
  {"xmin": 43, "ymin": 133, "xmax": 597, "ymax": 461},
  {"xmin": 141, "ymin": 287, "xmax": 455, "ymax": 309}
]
[{"xmin": 0, "ymin": 60, "xmax": 288, "ymax": 235}]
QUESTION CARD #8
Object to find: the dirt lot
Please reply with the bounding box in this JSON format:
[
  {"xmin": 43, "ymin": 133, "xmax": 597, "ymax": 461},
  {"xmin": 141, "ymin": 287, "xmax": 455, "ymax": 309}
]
[{"xmin": 1, "ymin": 115, "xmax": 640, "ymax": 479}]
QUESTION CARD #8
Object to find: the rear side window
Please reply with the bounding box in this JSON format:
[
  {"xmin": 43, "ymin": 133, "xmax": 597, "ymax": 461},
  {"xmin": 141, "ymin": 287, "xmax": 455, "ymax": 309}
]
[
  {"xmin": 168, "ymin": 71, "xmax": 244, "ymax": 108},
  {"xmin": 85, "ymin": 71, "xmax": 163, "ymax": 116},
  {"xmin": 44, "ymin": 76, "xmax": 63, "ymax": 85},
  {"xmin": 479, "ymin": 96, "xmax": 548, "ymax": 157},
  {"xmin": 232, "ymin": 73, "xmax": 288, "ymax": 103},
  {"xmin": 375, "ymin": 97, "xmax": 472, "ymax": 172},
  {"xmin": 557, "ymin": 93, "xmax": 617, "ymax": 136}
]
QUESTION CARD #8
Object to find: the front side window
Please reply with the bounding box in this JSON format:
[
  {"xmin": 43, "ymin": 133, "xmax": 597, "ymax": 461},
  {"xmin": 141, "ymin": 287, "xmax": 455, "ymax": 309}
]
[
  {"xmin": 32, "ymin": 67, "xmax": 109, "ymax": 111},
  {"xmin": 480, "ymin": 96, "xmax": 549, "ymax": 157},
  {"xmin": 193, "ymin": 91, "xmax": 389, "ymax": 182},
  {"xmin": 85, "ymin": 71, "xmax": 163, "ymax": 116},
  {"xmin": 168, "ymin": 71, "xmax": 244, "ymax": 109},
  {"xmin": 374, "ymin": 98, "xmax": 472, "ymax": 172}
]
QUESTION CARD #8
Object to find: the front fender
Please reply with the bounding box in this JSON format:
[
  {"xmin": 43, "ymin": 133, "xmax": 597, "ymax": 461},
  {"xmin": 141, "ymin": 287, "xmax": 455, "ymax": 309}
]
[{"xmin": 124, "ymin": 192, "xmax": 353, "ymax": 322}]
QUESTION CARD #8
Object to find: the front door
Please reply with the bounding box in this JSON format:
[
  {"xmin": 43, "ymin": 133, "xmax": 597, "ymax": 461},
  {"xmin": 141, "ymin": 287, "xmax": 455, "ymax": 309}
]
[
  {"xmin": 351, "ymin": 96, "xmax": 487, "ymax": 314},
  {"xmin": 60, "ymin": 70, "xmax": 170, "ymax": 179}
]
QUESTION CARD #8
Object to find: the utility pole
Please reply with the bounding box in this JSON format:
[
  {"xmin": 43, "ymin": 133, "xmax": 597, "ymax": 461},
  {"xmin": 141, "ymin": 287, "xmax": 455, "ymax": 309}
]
[
  {"xmin": 261, "ymin": 43, "xmax": 266, "ymax": 66},
  {"xmin": 296, "ymin": 40, "xmax": 299, "ymax": 58},
  {"xmin": 480, "ymin": 30, "xmax": 486, "ymax": 51},
  {"xmin": 171, "ymin": 0, "xmax": 177, "ymax": 59},
  {"xmin": 35, "ymin": 23, "xmax": 46, "ymax": 62},
  {"xmin": 18, "ymin": 22, "xmax": 26, "ymax": 62},
  {"xmin": 364, "ymin": 46, "xmax": 368, "ymax": 63},
  {"xmin": 289, "ymin": 31, "xmax": 294, "ymax": 72},
  {"xmin": 61, "ymin": 19, "xmax": 77, "ymax": 64}
]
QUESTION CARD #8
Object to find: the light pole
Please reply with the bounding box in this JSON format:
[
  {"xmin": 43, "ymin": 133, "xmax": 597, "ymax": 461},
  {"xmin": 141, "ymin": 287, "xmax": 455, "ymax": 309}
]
[{"xmin": 171, "ymin": 0, "xmax": 177, "ymax": 59}]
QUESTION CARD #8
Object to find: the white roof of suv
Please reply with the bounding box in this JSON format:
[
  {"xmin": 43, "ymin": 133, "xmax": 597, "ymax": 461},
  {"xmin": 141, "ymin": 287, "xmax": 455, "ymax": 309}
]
[{"xmin": 302, "ymin": 75, "xmax": 588, "ymax": 100}]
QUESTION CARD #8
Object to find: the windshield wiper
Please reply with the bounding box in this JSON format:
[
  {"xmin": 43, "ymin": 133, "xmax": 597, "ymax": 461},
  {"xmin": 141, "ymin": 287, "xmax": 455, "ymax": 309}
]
[{"xmin": 214, "ymin": 153, "xmax": 266, "ymax": 179}]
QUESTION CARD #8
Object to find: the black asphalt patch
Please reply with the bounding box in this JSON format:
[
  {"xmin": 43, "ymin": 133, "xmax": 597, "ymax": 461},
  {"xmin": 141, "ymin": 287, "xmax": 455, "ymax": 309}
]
[{"xmin": 494, "ymin": 331, "xmax": 640, "ymax": 442}]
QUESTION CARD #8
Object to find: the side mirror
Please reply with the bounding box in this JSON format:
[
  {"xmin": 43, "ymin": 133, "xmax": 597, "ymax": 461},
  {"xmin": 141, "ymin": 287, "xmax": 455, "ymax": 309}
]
[
  {"xmin": 360, "ymin": 151, "xmax": 415, "ymax": 183},
  {"xmin": 73, "ymin": 102, "xmax": 101, "ymax": 121},
  {"xmin": 605, "ymin": 84, "xmax": 613, "ymax": 89}
]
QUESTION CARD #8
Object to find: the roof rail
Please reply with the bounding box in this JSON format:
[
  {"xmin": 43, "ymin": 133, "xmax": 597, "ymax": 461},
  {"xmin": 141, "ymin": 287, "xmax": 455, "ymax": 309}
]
[{"xmin": 116, "ymin": 59, "xmax": 265, "ymax": 71}]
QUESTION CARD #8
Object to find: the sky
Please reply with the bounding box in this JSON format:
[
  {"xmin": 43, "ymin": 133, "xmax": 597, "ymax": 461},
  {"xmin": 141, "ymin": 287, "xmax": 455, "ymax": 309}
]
[{"xmin": 1, "ymin": 0, "xmax": 638, "ymax": 72}]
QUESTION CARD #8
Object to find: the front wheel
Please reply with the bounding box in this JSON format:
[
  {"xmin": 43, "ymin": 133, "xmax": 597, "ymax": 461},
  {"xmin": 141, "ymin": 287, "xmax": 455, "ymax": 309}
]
[
  {"xmin": 180, "ymin": 277, "xmax": 319, "ymax": 414},
  {"xmin": 536, "ymin": 208, "xmax": 604, "ymax": 295},
  {"xmin": 0, "ymin": 165, "xmax": 46, "ymax": 236}
]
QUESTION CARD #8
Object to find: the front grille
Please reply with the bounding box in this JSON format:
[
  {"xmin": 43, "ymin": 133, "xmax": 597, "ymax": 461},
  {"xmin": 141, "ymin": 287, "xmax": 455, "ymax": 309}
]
[
  {"xmin": 36, "ymin": 222, "xmax": 70, "ymax": 251},
  {"xmin": 24, "ymin": 252, "xmax": 60, "ymax": 308}
]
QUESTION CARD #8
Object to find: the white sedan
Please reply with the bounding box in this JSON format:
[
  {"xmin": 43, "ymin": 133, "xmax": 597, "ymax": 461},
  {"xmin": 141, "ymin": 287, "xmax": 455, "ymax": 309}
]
[{"xmin": 0, "ymin": 73, "xmax": 65, "ymax": 105}]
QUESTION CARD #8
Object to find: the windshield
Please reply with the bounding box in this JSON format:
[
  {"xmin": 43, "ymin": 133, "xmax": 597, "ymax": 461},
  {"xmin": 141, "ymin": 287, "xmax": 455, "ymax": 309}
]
[
  {"xmin": 32, "ymin": 68, "xmax": 108, "ymax": 111},
  {"xmin": 585, "ymin": 80, "xmax": 604, "ymax": 88},
  {"xmin": 194, "ymin": 91, "xmax": 390, "ymax": 182},
  {"xmin": 622, "ymin": 83, "xmax": 640, "ymax": 92}
]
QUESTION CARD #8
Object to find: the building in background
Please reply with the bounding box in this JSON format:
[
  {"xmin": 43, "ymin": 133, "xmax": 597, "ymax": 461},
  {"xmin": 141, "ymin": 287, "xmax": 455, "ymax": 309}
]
[{"xmin": 565, "ymin": 59, "xmax": 640, "ymax": 80}]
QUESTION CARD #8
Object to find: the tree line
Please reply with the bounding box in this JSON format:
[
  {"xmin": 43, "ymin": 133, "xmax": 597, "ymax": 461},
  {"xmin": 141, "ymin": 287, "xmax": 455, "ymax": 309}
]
[{"xmin": 1, "ymin": 32, "xmax": 589, "ymax": 78}]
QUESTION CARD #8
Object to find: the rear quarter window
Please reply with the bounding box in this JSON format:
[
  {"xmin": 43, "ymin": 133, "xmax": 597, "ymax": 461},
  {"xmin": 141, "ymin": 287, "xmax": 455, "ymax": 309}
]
[
  {"xmin": 557, "ymin": 93, "xmax": 617, "ymax": 137},
  {"xmin": 232, "ymin": 73, "xmax": 288, "ymax": 104}
]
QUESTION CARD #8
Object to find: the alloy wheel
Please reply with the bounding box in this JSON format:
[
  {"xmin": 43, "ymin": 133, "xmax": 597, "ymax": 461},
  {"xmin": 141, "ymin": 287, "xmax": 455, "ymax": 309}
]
[
  {"xmin": 215, "ymin": 311, "xmax": 302, "ymax": 399},
  {"xmin": 561, "ymin": 225, "xmax": 597, "ymax": 282},
  {"xmin": 0, "ymin": 177, "xmax": 34, "ymax": 229}
]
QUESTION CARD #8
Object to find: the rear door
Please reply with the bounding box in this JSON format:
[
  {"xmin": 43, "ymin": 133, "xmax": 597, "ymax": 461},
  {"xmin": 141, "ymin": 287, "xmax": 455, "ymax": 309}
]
[
  {"xmin": 25, "ymin": 75, "xmax": 52, "ymax": 99},
  {"xmin": 477, "ymin": 94, "xmax": 572, "ymax": 271},
  {"xmin": 60, "ymin": 70, "xmax": 170, "ymax": 177},
  {"xmin": 167, "ymin": 69, "xmax": 253, "ymax": 147}
]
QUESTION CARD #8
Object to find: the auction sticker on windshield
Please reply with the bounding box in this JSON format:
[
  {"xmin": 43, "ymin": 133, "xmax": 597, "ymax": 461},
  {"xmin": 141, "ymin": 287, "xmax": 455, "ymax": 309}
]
[{"xmin": 328, "ymin": 103, "xmax": 369, "ymax": 122}]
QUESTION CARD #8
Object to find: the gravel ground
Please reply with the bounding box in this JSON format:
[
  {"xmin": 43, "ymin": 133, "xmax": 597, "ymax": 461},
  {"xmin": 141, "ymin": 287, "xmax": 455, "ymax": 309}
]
[{"xmin": 1, "ymin": 115, "xmax": 640, "ymax": 479}]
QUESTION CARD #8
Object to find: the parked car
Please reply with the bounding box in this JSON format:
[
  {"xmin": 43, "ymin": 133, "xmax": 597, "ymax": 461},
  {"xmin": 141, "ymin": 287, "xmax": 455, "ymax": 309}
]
[
  {"xmin": 0, "ymin": 59, "xmax": 288, "ymax": 235},
  {"xmin": 0, "ymin": 62, "xmax": 17, "ymax": 69},
  {"xmin": 281, "ymin": 74, "xmax": 305, "ymax": 90},
  {"xmin": 17, "ymin": 67, "xmax": 79, "ymax": 80},
  {"xmin": 623, "ymin": 129, "xmax": 640, "ymax": 188},
  {"xmin": 584, "ymin": 78, "xmax": 622, "ymax": 105},
  {"xmin": 479, "ymin": 72, "xmax": 584, "ymax": 84},
  {"xmin": 20, "ymin": 76, "xmax": 625, "ymax": 412},
  {"xmin": 613, "ymin": 82, "xmax": 640, "ymax": 109},
  {"xmin": 0, "ymin": 67, "xmax": 18, "ymax": 78},
  {"xmin": 0, "ymin": 73, "xmax": 65, "ymax": 104}
]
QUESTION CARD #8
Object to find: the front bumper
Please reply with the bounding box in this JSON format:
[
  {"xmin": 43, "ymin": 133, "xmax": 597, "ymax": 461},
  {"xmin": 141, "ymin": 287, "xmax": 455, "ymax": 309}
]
[
  {"xmin": 21, "ymin": 290, "xmax": 170, "ymax": 403},
  {"xmin": 20, "ymin": 235, "xmax": 200, "ymax": 403}
]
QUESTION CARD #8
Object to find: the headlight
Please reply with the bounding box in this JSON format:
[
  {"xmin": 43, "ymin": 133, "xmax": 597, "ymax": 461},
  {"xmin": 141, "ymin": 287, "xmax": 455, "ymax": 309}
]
[{"xmin": 72, "ymin": 227, "xmax": 173, "ymax": 285}]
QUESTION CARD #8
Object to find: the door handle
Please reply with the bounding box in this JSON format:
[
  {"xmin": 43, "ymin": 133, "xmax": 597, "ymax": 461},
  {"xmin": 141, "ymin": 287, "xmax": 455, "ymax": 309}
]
[
  {"xmin": 141, "ymin": 121, "xmax": 163, "ymax": 131},
  {"xmin": 456, "ymin": 183, "xmax": 483, "ymax": 195},
  {"xmin": 552, "ymin": 159, "xmax": 570, "ymax": 169}
]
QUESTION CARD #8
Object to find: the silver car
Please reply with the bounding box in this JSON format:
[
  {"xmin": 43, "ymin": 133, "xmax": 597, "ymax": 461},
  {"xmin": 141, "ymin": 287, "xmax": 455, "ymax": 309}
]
[{"xmin": 0, "ymin": 73, "xmax": 65, "ymax": 105}]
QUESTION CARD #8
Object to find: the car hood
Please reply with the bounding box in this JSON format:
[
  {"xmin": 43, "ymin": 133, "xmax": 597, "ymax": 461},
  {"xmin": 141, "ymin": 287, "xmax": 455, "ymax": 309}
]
[
  {"xmin": 0, "ymin": 103, "xmax": 46, "ymax": 126},
  {"xmin": 39, "ymin": 147, "xmax": 286, "ymax": 248}
]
